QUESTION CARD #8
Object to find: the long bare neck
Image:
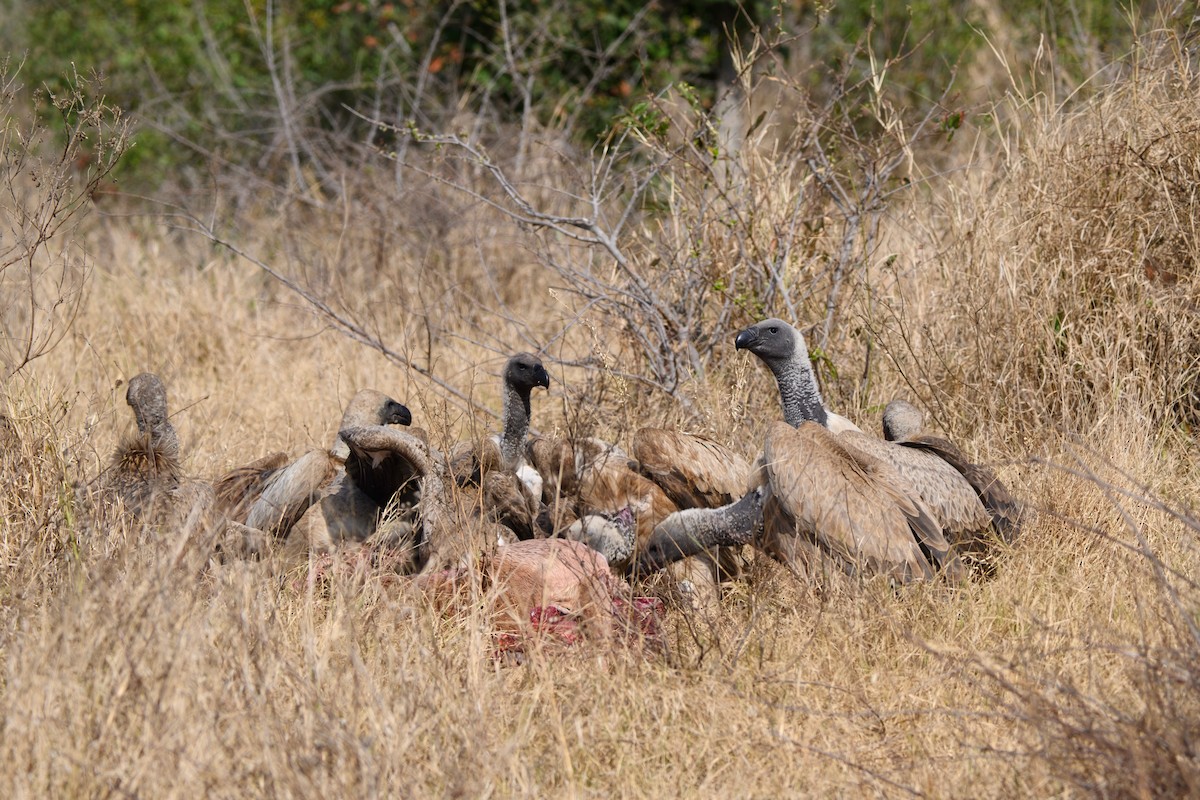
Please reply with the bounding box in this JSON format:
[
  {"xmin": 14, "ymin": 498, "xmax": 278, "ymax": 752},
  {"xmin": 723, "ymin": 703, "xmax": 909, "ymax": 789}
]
[
  {"xmin": 134, "ymin": 405, "xmax": 179, "ymax": 458},
  {"xmin": 770, "ymin": 345, "xmax": 828, "ymax": 429},
  {"xmin": 648, "ymin": 488, "xmax": 765, "ymax": 564},
  {"xmin": 499, "ymin": 383, "xmax": 530, "ymax": 471}
]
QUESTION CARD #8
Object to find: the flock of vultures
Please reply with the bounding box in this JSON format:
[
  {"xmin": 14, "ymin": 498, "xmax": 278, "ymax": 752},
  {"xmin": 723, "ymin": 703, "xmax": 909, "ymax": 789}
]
[{"xmin": 76, "ymin": 319, "xmax": 1022, "ymax": 651}]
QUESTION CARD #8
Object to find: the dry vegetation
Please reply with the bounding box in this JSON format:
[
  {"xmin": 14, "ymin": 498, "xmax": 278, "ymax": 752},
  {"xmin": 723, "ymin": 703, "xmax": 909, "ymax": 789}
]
[{"xmin": 2, "ymin": 21, "xmax": 1199, "ymax": 799}]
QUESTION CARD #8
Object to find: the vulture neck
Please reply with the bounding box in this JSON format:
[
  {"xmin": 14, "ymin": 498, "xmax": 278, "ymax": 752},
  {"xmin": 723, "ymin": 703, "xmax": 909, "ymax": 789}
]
[
  {"xmin": 639, "ymin": 488, "xmax": 765, "ymax": 574},
  {"xmin": 330, "ymin": 404, "xmax": 364, "ymax": 460},
  {"xmin": 134, "ymin": 405, "xmax": 180, "ymax": 458},
  {"xmin": 499, "ymin": 383, "xmax": 531, "ymax": 472},
  {"xmin": 770, "ymin": 346, "xmax": 829, "ymax": 429}
]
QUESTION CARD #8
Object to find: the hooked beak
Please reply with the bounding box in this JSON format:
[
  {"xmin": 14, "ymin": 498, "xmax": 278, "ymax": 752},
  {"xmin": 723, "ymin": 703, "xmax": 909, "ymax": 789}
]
[
  {"xmin": 533, "ymin": 366, "xmax": 550, "ymax": 390},
  {"xmin": 387, "ymin": 402, "xmax": 413, "ymax": 426},
  {"xmin": 734, "ymin": 327, "xmax": 759, "ymax": 351}
]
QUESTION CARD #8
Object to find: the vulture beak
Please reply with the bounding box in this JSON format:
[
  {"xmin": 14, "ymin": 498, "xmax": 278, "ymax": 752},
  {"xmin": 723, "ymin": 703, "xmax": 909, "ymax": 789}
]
[
  {"xmin": 734, "ymin": 327, "xmax": 758, "ymax": 351},
  {"xmin": 386, "ymin": 401, "xmax": 413, "ymax": 426},
  {"xmin": 533, "ymin": 365, "xmax": 551, "ymax": 390}
]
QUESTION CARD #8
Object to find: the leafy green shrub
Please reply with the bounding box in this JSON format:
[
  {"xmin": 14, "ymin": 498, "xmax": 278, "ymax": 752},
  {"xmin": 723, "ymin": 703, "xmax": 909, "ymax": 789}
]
[{"xmin": 6, "ymin": 0, "xmax": 1166, "ymax": 190}]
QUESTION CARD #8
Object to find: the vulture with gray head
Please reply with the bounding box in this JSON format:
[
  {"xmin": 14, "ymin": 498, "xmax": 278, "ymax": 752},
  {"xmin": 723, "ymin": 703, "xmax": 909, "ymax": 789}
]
[
  {"xmin": 641, "ymin": 319, "xmax": 1005, "ymax": 583},
  {"xmin": 335, "ymin": 421, "xmax": 454, "ymax": 572},
  {"xmin": 214, "ymin": 389, "xmax": 415, "ymax": 556},
  {"xmin": 98, "ymin": 372, "xmax": 213, "ymax": 528},
  {"xmin": 881, "ymin": 398, "xmax": 1023, "ymax": 557},
  {"xmin": 437, "ymin": 353, "xmax": 551, "ymax": 561}
]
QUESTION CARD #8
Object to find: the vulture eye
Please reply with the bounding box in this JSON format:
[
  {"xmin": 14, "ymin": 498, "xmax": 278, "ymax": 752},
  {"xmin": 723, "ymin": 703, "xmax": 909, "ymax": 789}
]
[{"xmin": 768, "ymin": 326, "xmax": 779, "ymax": 334}]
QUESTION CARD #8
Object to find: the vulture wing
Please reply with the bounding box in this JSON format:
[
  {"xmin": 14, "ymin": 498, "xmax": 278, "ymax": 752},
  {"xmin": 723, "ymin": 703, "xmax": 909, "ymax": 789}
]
[
  {"xmin": 763, "ymin": 421, "xmax": 941, "ymax": 583},
  {"xmin": 340, "ymin": 425, "xmax": 431, "ymax": 509},
  {"xmin": 840, "ymin": 429, "xmax": 992, "ymax": 551},
  {"xmin": 213, "ymin": 451, "xmax": 289, "ymax": 520},
  {"xmin": 524, "ymin": 435, "xmax": 578, "ymax": 533},
  {"xmin": 575, "ymin": 447, "xmax": 677, "ymax": 548},
  {"xmin": 897, "ymin": 434, "xmax": 1023, "ymax": 545},
  {"xmin": 632, "ymin": 428, "xmax": 749, "ymax": 509},
  {"xmin": 242, "ymin": 449, "xmax": 339, "ymax": 538},
  {"xmin": 480, "ymin": 470, "xmax": 540, "ymax": 540}
]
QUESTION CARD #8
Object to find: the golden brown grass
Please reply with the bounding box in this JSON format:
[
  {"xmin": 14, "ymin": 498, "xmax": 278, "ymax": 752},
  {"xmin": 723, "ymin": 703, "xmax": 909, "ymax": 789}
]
[{"xmin": 2, "ymin": 25, "xmax": 1199, "ymax": 799}]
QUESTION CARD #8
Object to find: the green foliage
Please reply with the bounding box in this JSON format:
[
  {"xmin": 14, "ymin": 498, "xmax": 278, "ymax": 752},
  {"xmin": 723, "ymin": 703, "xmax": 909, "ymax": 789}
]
[
  {"xmin": 794, "ymin": 0, "xmax": 1149, "ymax": 109},
  {"xmin": 808, "ymin": 0, "xmax": 985, "ymax": 101},
  {"xmin": 6, "ymin": 0, "xmax": 1162, "ymax": 188},
  {"xmin": 19, "ymin": 0, "xmax": 439, "ymax": 181},
  {"xmin": 14, "ymin": 0, "xmax": 742, "ymax": 185}
]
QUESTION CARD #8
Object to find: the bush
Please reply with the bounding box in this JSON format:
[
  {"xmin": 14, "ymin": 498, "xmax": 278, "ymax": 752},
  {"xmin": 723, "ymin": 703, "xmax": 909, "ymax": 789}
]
[
  {"xmin": 0, "ymin": 60, "xmax": 130, "ymax": 379},
  {"xmin": 6, "ymin": 0, "xmax": 1165, "ymax": 191}
]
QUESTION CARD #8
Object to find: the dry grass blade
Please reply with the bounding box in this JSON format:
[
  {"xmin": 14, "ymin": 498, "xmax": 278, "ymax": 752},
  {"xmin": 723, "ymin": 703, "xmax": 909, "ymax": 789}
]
[{"xmin": 1, "ymin": 19, "xmax": 1199, "ymax": 799}]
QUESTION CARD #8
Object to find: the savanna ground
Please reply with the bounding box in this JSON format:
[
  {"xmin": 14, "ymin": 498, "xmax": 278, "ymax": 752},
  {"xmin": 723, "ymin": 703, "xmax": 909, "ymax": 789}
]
[{"xmin": 2, "ymin": 8, "xmax": 1199, "ymax": 798}]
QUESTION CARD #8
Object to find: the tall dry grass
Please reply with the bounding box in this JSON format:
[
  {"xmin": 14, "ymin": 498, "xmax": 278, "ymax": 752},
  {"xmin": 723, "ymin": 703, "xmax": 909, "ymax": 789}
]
[{"xmin": 1, "ymin": 21, "xmax": 1199, "ymax": 799}]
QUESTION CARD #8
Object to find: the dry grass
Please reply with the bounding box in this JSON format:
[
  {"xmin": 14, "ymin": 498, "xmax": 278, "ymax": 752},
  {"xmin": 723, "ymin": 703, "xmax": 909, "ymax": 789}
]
[{"xmin": 2, "ymin": 24, "xmax": 1199, "ymax": 799}]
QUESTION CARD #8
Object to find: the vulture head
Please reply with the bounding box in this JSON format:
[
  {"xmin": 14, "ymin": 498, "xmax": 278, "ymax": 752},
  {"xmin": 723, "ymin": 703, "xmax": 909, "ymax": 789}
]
[
  {"xmin": 504, "ymin": 353, "xmax": 551, "ymax": 396},
  {"xmin": 341, "ymin": 389, "xmax": 413, "ymax": 428},
  {"xmin": 734, "ymin": 318, "xmax": 801, "ymax": 367},
  {"xmin": 734, "ymin": 319, "xmax": 827, "ymax": 428},
  {"xmin": 882, "ymin": 399, "xmax": 924, "ymax": 443},
  {"xmin": 328, "ymin": 390, "xmax": 412, "ymax": 460}
]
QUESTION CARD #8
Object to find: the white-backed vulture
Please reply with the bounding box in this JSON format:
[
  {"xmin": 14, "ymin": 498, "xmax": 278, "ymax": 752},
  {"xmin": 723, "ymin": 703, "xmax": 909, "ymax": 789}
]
[
  {"xmin": 881, "ymin": 399, "xmax": 1023, "ymax": 552},
  {"xmin": 446, "ymin": 353, "xmax": 550, "ymax": 543},
  {"xmin": 641, "ymin": 319, "xmax": 981, "ymax": 583},
  {"xmin": 214, "ymin": 389, "xmax": 413, "ymax": 550},
  {"xmin": 98, "ymin": 372, "xmax": 213, "ymax": 527},
  {"xmin": 336, "ymin": 422, "xmax": 455, "ymax": 571},
  {"xmin": 755, "ymin": 420, "xmax": 949, "ymax": 581}
]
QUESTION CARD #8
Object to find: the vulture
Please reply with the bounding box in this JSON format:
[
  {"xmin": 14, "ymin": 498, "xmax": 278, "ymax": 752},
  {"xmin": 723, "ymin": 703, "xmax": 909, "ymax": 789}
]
[
  {"xmin": 97, "ymin": 372, "xmax": 212, "ymax": 527},
  {"xmin": 526, "ymin": 427, "xmax": 753, "ymax": 604},
  {"xmin": 445, "ymin": 353, "xmax": 551, "ymax": 545},
  {"xmin": 641, "ymin": 319, "xmax": 1009, "ymax": 583},
  {"xmin": 336, "ymin": 422, "xmax": 455, "ymax": 572},
  {"xmin": 534, "ymin": 434, "xmax": 679, "ymax": 567},
  {"xmin": 881, "ymin": 399, "xmax": 1023, "ymax": 556},
  {"xmin": 214, "ymin": 389, "xmax": 414, "ymax": 556}
]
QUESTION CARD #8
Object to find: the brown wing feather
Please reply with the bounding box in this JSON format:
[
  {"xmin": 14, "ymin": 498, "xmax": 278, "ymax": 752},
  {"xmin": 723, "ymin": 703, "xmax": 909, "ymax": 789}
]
[
  {"xmin": 898, "ymin": 435, "xmax": 1023, "ymax": 545},
  {"xmin": 526, "ymin": 436, "xmax": 578, "ymax": 498},
  {"xmin": 448, "ymin": 438, "xmax": 504, "ymax": 486},
  {"xmin": 759, "ymin": 486, "xmax": 841, "ymax": 582},
  {"xmin": 575, "ymin": 449, "xmax": 678, "ymax": 556},
  {"xmin": 763, "ymin": 421, "xmax": 937, "ymax": 583},
  {"xmin": 213, "ymin": 451, "xmax": 289, "ymax": 519},
  {"xmin": 632, "ymin": 428, "xmax": 750, "ymax": 509},
  {"xmin": 443, "ymin": 432, "xmax": 543, "ymax": 540},
  {"xmin": 243, "ymin": 449, "xmax": 339, "ymax": 538},
  {"xmin": 838, "ymin": 430, "xmax": 991, "ymax": 549},
  {"xmin": 525, "ymin": 436, "xmax": 579, "ymax": 533},
  {"xmin": 481, "ymin": 470, "xmax": 539, "ymax": 540}
]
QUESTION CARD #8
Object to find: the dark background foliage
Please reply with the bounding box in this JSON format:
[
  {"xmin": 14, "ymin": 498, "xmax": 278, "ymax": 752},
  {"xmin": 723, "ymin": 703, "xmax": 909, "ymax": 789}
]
[{"xmin": 10, "ymin": 0, "xmax": 1160, "ymax": 187}]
